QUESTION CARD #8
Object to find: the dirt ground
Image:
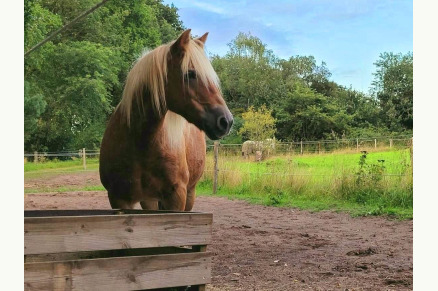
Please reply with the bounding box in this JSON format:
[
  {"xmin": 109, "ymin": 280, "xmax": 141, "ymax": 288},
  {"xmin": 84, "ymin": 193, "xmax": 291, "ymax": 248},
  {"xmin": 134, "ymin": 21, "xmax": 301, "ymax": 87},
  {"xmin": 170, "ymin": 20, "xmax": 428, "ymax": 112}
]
[{"xmin": 24, "ymin": 172, "xmax": 413, "ymax": 290}]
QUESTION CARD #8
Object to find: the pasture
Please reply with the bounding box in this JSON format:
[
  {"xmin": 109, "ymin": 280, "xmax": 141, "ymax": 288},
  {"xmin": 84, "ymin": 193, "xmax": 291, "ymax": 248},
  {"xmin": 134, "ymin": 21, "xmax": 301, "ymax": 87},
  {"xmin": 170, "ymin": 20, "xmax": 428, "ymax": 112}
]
[
  {"xmin": 201, "ymin": 147, "xmax": 413, "ymax": 218},
  {"xmin": 25, "ymin": 147, "xmax": 413, "ymax": 218},
  {"xmin": 23, "ymin": 147, "xmax": 413, "ymax": 290}
]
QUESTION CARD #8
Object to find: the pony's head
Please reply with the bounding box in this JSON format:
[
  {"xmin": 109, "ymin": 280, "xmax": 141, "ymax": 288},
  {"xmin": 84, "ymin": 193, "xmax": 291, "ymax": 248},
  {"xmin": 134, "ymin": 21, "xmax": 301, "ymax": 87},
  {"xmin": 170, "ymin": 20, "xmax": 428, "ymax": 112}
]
[{"xmin": 120, "ymin": 29, "xmax": 233, "ymax": 140}]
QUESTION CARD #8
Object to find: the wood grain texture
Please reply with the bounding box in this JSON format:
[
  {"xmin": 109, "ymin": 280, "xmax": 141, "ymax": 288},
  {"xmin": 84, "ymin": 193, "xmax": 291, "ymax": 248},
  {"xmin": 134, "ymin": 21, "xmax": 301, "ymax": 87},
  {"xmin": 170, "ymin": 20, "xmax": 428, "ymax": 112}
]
[
  {"xmin": 24, "ymin": 210, "xmax": 198, "ymax": 217},
  {"xmin": 25, "ymin": 212, "xmax": 212, "ymax": 255},
  {"xmin": 24, "ymin": 247, "xmax": 194, "ymax": 263},
  {"xmin": 24, "ymin": 252, "xmax": 211, "ymax": 291}
]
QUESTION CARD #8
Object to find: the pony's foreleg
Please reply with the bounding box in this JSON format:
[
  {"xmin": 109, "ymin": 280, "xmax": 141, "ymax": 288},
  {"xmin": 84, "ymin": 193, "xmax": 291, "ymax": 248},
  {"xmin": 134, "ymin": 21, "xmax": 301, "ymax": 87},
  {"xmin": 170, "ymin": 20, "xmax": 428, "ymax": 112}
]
[
  {"xmin": 108, "ymin": 192, "xmax": 136, "ymax": 209},
  {"xmin": 184, "ymin": 186, "xmax": 196, "ymax": 211},
  {"xmin": 161, "ymin": 185, "xmax": 187, "ymax": 211},
  {"xmin": 140, "ymin": 200, "xmax": 159, "ymax": 210}
]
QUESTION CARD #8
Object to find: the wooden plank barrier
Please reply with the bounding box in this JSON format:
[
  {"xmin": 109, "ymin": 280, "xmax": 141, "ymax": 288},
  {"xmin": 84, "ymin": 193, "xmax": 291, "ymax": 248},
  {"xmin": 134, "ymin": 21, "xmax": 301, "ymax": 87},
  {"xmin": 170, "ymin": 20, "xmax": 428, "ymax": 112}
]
[{"xmin": 24, "ymin": 210, "xmax": 212, "ymax": 291}]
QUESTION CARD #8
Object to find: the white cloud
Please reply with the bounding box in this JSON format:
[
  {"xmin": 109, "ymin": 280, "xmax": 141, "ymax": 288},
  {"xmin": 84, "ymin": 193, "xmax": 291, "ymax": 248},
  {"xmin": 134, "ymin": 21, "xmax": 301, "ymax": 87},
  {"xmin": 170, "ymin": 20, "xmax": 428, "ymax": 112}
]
[{"xmin": 191, "ymin": 1, "xmax": 226, "ymax": 15}]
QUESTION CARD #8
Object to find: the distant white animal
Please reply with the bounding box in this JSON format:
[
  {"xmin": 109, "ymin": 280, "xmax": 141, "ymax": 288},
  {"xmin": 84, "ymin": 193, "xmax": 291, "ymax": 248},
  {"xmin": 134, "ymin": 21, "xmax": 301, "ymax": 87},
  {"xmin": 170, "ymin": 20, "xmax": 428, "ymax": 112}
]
[{"xmin": 241, "ymin": 138, "xmax": 276, "ymax": 159}]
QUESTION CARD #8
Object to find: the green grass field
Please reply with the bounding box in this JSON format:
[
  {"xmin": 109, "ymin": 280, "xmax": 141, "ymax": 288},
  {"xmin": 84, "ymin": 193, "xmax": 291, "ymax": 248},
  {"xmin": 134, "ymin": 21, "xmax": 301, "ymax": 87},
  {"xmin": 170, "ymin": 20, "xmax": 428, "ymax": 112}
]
[
  {"xmin": 24, "ymin": 148, "xmax": 413, "ymax": 219},
  {"xmin": 199, "ymin": 148, "xmax": 412, "ymax": 219},
  {"xmin": 24, "ymin": 158, "xmax": 99, "ymax": 172}
]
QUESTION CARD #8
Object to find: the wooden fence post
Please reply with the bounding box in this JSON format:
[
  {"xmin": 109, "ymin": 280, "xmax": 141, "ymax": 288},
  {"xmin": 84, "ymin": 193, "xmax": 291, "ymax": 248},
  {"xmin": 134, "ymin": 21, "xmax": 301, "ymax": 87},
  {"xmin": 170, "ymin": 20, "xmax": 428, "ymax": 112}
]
[
  {"xmin": 356, "ymin": 138, "xmax": 359, "ymax": 152},
  {"xmin": 390, "ymin": 139, "xmax": 393, "ymax": 148},
  {"xmin": 212, "ymin": 142, "xmax": 219, "ymax": 195},
  {"xmin": 300, "ymin": 140, "xmax": 303, "ymax": 155},
  {"xmin": 82, "ymin": 148, "xmax": 86, "ymax": 170},
  {"xmin": 374, "ymin": 139, "xmax": 377, "ymax": 149},
  {"xmin": 34, "ymin": 151, "xmax": 38, "ymax": 163},
  {"xmin": 318, "ymin": 142, "xmax": 321, "ymax": 154}
]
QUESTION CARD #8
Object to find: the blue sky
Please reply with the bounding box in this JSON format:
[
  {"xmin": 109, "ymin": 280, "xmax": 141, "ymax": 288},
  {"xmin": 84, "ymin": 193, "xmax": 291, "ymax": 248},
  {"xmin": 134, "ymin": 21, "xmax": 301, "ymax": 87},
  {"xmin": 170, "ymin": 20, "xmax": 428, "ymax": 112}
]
[{"xmin": 162, "ymin": 0, "xmax": 412, "ymax": 93}]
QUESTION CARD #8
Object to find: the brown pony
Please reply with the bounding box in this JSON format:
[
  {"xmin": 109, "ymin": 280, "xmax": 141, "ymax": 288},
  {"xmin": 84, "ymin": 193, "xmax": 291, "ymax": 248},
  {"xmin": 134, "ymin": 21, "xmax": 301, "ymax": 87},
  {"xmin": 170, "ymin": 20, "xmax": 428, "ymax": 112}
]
[{"xmin": 99, "ymin": 29, "xmax": 233, "ymax": 210}]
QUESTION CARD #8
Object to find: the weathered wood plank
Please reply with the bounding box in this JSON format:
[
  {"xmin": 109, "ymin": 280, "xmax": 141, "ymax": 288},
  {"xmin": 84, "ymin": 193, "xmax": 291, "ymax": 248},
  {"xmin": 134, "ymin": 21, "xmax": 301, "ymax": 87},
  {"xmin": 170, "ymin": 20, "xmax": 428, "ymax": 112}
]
[
  {"xmin": 24, "ymin": 247, "xmax": 194, "ymax": 263},
  {"xmin": 192, "ymin": 245, "xmax": 207, "ymax": 252},
  {"xmin": 25, "ymin": 252, "xmax": 211, "ymax": 291},
  {"xmin": 24, "ymin": 210, "xmax": 197, "ymax": 218},
  {"xmin": 25, "ymin": 213, "xmax": 212, "ymax": 255}
]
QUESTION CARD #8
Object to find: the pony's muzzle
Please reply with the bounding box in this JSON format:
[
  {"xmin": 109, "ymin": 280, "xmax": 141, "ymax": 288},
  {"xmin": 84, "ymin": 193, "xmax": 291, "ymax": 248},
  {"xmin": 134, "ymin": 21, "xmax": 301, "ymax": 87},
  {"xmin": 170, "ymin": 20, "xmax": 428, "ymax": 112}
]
[
  {"xmin": 203, "ymin": 106, "xmax": 233, "ymax": 140},
  {"xmin": 217, "ymin": 115, "xmax": 233, "ymax": 133}
]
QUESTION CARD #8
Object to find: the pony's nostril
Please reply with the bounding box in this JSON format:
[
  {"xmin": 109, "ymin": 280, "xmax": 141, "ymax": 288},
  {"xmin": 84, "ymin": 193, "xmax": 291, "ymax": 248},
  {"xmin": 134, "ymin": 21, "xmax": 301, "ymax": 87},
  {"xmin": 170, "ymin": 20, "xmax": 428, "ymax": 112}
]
[{"xmin": 218, "ymin": 116, "xmax": 228, "ymax": 131}]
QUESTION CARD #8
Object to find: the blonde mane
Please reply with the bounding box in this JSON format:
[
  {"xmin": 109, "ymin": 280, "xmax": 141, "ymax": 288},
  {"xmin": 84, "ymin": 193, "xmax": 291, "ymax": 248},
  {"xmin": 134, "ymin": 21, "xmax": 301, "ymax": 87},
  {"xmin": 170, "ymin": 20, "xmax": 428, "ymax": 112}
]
[{"xmin": 119, "ymin": 38, "xmax": 220, "ymax": 126}]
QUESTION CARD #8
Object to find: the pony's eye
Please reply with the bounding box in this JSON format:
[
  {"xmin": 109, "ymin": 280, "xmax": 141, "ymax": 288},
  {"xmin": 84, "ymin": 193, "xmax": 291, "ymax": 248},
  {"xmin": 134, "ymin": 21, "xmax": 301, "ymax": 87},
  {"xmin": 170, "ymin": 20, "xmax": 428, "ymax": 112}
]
[{"xmin": 185, "ymin": 70, "xmax": 197, "ymax": 81}]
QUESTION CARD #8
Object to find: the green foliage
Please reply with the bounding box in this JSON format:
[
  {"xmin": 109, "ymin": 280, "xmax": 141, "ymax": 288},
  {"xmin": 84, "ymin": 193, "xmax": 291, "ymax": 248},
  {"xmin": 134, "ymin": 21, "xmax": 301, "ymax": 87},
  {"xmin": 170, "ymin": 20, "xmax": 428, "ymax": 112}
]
[
  {"xmin": 276, "ymin": 84, "xmax": 352, "ymax": 140},
  {"xmin": 228, "ymin": 32, "xmax": 278, "ymax": 64},
  {"xmin": 279, "ymin": 55, "xmax": 332, "ymax": 93},
  {"xmin": 28, "ymin": 41, "xmax": 120, "ymax": 151},
  {"xmin": 24, "ymin": 1, "xmax": 412, "ymax": 152},
  {"xmin": 24, "ymin": 1, "xmax": 63, "ymax": 51},
  {"xmin": 266, "ymin": 188, "xmax": 285, "ymax": 206},
  {"xmin": 211, "ymin": 33, "xmax": 285, "ymax": 109},
  {"xmin": 332, "ymin": 150, "xmax": 413, "ymax": 210},
  {"xmin": 24, "ymin": 81, "xmax": 47, "ymax": 146},
  {"xmin": 211, "ymin": 32, "xmax": 412, "ymax": 142},
  {"xmin": 239, "ymin": 105, "xmax": 276, "ymax": 141},
  {"xmin": 355, "ymin": 151, "xmax": 386, "ymax": 189},
  {"xmin": 371, "ymin": 52, "xmax": 413, "ymax": 131},
  {"xmin": 219, "ymin": 115, "xmax": 243, "ymax": 144},
  {"xmin": 24, "ymin": 0, "xmax": 184, "ymax": 152}
]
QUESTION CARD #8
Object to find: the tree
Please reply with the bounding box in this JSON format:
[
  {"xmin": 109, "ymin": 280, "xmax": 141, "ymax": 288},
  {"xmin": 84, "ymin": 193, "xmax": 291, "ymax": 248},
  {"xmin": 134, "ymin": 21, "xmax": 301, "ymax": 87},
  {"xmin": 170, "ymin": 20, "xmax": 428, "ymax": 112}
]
[
  {"xmin": 335, "ymin": 87, "xmax": 381, "ymax": 131},
  {"xmin": 24, "ymin": 0, "xmax": 184, "ymax": 152},
  {"xmin": 371, "ymin": 52, "xmax": 413, "ymax": 131},
  {"xmin": 24, "ymin": 81, "xmax": 47, "ymax": 147},
  {"xmin": 276, "ymin": 84, "xmax": 352, "ymax": 140},
  {"xmin": 227, "ymin": 32, "xmax": 277, "ymax": 64},
  {"xmin": 239, "ymin": 105, "xmax": 276, "ymax": 141},
  {"xmin": 29, "ymin": 41, "xmax": 121, "ymax": 151},
  {"xmin": 279, "ymin": 56, "xmax": 331, "ymax": 84},
  {"xmin": 212, "ymin": 32, "xmax": 389, "ymax": 142},
  {"xmin": 279, "ymin": 55, "xmax": 335, "ymax": 97},
  {"xmin": 211, "ymin": 33, "xmax": 285, "ymax": 110}
]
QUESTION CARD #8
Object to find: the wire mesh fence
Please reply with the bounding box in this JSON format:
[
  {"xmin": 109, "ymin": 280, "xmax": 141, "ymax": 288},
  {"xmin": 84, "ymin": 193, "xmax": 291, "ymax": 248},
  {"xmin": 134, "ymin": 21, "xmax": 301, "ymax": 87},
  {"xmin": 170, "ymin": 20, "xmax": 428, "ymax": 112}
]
[
  {"xmin": 201, "ymin": 136, "xmax": 413, "ymax": 195},
  {"xmin": 24, "ymin": 135, "xmax": 412, "ymax": 160},
  {"xmin": 24, "ymin": 150, "xmax": 101, "ymax": 163},
  {"xmin": 24, "ymin": 136, "xmax": 413, "ymax": 187},
  {"xmin": 206, "ymin": 135, "xmax": 413, "ymax": 156}
]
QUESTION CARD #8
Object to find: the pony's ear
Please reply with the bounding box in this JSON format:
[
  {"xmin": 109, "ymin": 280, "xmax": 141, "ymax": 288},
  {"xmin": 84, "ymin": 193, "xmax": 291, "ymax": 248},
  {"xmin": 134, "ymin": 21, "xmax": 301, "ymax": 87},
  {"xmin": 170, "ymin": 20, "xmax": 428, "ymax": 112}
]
[
  {"xmin": 171, "ymin": 29, "xmax": 191, "ymax": 55},
  {"xmin": 196, "ymin": 32, "xmax": 209, "ymax": 47}
]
